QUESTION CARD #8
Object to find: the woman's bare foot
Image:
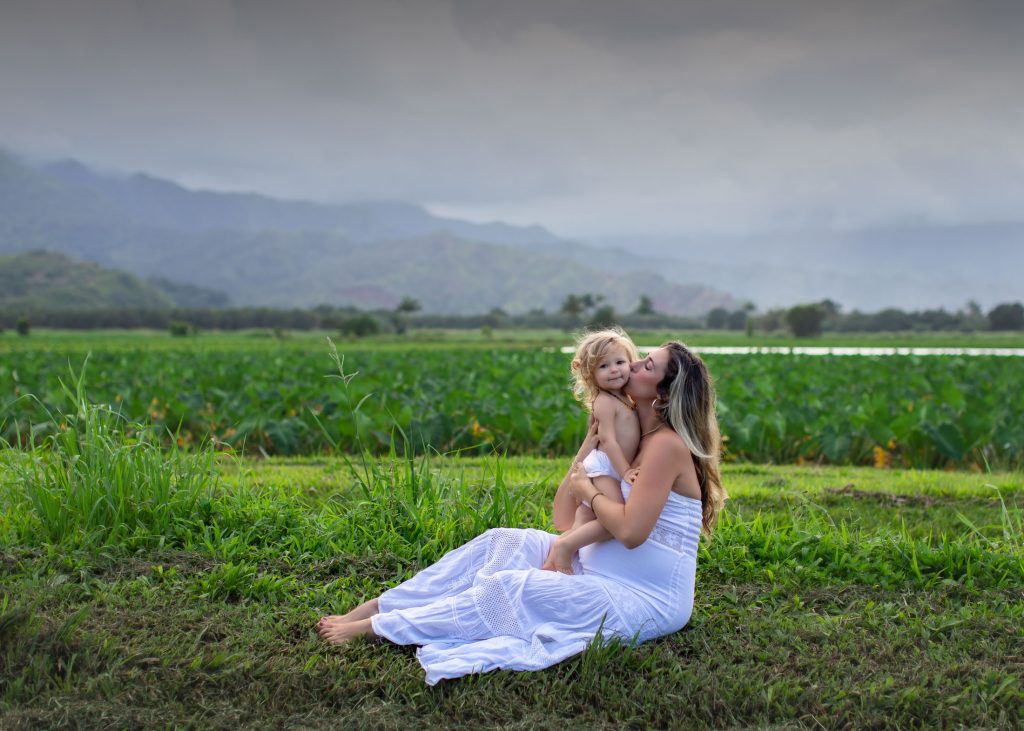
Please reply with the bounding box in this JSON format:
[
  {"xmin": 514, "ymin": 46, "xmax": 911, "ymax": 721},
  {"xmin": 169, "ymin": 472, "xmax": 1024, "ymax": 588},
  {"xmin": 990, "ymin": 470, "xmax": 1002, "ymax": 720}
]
[
  {"xmin": 317, "ymin": 617, "xmax": 376, "ymax": 645},
  {"xmin": 541, "ymin": 540, "xmax": 576, "ymax": 575},
  {"xmin": 316, "ymin": 598, "xmax": 379, "ymax": 632}
]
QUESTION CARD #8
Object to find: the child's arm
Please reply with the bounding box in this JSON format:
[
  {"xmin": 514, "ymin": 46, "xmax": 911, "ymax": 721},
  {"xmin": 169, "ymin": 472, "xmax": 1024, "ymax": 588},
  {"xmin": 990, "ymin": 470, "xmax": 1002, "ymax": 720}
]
[{"xmin": 593, "ymin": 395, "xmax": 635, "ymax": 480}]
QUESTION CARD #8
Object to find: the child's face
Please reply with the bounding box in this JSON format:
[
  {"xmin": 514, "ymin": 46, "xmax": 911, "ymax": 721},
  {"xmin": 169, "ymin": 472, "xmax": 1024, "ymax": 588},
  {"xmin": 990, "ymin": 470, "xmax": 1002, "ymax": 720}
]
[{"xmin": 594, "ymin": 346, "xmax": 631, "ymax": 393}]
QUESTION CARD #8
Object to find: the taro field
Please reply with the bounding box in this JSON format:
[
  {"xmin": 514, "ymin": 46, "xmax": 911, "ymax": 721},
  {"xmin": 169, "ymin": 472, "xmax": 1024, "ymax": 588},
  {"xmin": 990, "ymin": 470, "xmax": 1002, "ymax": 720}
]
[{"xmin": 1, "ymin": 333, "xmax": 1022, "ymax": 469}]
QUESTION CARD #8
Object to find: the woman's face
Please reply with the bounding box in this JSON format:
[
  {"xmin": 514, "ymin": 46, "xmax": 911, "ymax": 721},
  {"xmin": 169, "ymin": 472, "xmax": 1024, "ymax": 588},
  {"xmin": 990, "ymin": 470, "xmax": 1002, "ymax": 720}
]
[{"xmin": 624, "ymin": 347, "xmax": 669, "ymax": 401}]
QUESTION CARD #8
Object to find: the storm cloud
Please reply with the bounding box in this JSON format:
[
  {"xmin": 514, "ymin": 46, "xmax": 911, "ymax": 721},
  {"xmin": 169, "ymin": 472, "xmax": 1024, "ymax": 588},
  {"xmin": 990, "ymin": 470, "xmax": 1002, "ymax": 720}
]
[{"xmin": 2, "ymin": 0, "xmax": 1022, "ymax": 237}]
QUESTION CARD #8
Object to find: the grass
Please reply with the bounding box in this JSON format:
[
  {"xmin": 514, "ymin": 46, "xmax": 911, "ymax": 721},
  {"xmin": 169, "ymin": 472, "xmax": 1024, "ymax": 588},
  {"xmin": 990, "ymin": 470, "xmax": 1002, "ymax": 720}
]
[
  {"xmin": 3, "ymin": 362, "xmax": 217, "ymax": 550},
  {"xmin": 2, "ymin": 451, "xmax": 1021, "ymax": 729}
]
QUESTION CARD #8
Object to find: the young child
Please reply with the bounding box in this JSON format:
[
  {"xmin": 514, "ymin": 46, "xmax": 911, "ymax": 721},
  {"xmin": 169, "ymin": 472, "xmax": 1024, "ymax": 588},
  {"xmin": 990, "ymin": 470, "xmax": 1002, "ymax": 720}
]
[{"xmin": 543, "ymin": 327, "xmax": 641, "ymax": 574}]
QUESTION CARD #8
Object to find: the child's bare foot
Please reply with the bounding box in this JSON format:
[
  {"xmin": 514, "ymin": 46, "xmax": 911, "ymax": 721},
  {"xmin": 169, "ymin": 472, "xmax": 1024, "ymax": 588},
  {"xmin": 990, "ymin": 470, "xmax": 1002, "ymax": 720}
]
[
  {"xmin": 317, "ymin": 617, "xmax": 376, "ymax": 645},
  {"xmin": 316, "ymin": 599, "xmax": 379, "ymax": 632},
  {"xmin": 541, "ymin": 540, "xmax": 576, "ymax": 575}
]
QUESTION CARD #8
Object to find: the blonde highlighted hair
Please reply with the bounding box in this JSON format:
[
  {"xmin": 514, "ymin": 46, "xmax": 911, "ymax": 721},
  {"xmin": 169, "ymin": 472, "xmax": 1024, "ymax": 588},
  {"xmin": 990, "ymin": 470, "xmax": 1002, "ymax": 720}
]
[
  {"xmin": 569, "ymin": 327, "xmax": 639, "ymax": 410},
  {"xmin": 653, "ymin": 342, "xmax": 727, "ymax": 535}
]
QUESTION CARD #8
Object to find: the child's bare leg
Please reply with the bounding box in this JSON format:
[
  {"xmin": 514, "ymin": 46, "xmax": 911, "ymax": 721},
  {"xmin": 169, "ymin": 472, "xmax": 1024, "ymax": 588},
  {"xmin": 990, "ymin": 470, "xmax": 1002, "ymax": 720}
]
[
  {"xmin": 542, "ymin": 526, "xmax": 581, "ymax": 574},
  {"xmin": 592, "ymin": 475, "xmax": 625, "ymax": 505},
  {"xmin": 542, "ymin": 502, "xmax": 596, "ymax": 573},
  {"xmin": 572, "ymin": 503, "xmax": 595, "ymax": 530},
  {"xmin": 545, "ymin": 518, "xmax": 609, "ymax": 574},
  {"xmin": 545, "ymin": 502, "xmax": 596, "ymax": 573},
  {"xmin": 544, "ymin": 477, "xmax": 624, "ymax": 574}
]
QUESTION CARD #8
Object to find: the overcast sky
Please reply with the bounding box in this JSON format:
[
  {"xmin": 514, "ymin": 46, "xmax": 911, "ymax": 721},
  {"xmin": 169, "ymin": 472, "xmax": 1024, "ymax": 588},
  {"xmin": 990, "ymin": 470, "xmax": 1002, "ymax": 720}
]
[{"xmin": 2, "ymin": 0, "xmax": 1022, "ymax": 238}]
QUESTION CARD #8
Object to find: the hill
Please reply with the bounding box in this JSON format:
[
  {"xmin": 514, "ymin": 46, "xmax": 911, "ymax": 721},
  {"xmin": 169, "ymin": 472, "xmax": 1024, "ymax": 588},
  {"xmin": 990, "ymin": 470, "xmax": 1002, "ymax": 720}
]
[{"xmin": 0, "ymin": 250, "xmax": 229, "ymax": 310}]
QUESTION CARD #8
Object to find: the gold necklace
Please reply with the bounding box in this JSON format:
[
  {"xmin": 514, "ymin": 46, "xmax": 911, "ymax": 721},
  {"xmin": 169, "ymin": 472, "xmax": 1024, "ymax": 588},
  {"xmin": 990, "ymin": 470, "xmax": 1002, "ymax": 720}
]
[{"xmin": 640, "ymin": 423, "xmax": 663, "ymax": 438}]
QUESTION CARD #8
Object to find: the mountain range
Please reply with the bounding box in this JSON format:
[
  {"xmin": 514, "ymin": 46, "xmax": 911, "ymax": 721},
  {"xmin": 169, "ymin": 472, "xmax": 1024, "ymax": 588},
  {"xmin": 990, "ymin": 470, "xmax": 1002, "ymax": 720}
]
[
  {"xmin": 0, "ymin": 151, "xmax": 731, "ymax": 315},
  {"xmin": 3, "ymin": 147, "xmax": 1020, "ymax": 314}
]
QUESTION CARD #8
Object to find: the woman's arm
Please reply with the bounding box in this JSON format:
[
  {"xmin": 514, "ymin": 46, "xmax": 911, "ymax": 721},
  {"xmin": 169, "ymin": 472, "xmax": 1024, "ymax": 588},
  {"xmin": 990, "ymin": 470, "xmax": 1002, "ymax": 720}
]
[
  {"xmin": 552, "ymin": 419, "xmax": 599, "ymax": 532},
  {"xmin": 593, "ymin": 395, "xmax": 633, "ymax": 480},
  {"xmin": 569, "ymin": 432, "xmax": 686, "ymax": 548}
]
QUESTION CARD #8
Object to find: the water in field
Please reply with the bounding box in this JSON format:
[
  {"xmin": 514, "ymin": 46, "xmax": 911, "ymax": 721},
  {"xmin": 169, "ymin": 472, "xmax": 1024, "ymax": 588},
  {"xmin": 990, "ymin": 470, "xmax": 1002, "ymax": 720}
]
[{"xmin": 561, "ymin": 346, "xmax": 1024, "ymax": 356}]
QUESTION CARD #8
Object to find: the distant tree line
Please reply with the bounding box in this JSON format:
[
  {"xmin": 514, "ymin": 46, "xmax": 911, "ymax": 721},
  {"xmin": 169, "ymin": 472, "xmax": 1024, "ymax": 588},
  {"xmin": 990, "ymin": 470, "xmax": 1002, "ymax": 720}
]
[
  {"xmin": 2, "ymin": 297, "xmax": 1021, "ymax": 338},
  {"xmin": 0, "ymin": 295, "xmax": 702, "ymax": 335},
  {"xmin": 705, "ymin": 300, "xmax": 1024, "ymax": 337},
  {"xmin": 0, "ymin": 307, "xmax": 330, "ymax": 332}
]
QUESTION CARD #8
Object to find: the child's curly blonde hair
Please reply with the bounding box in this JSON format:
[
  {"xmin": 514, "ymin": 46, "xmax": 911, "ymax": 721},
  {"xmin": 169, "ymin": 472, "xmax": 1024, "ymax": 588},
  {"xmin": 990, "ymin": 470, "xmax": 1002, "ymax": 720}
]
[{"xmin": 570, "ymin": 326, "xmax": 640, "ymax": 410}]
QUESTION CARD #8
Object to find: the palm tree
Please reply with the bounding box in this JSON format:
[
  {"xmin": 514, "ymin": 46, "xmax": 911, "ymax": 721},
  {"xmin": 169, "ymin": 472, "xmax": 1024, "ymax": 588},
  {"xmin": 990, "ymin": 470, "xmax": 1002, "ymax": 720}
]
[
  {"xmin": 396, "ymin": 296, "xmax": 421, "ymax": 314},
  {"xmin": 634, "ymin": 295, "xmax": 655, "ymax": 315}
]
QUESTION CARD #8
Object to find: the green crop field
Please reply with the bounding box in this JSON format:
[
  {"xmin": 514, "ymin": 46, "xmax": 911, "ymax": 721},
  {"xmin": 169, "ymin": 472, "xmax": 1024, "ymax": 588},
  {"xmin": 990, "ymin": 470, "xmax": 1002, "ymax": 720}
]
[
  {"xmin": 3, "ymin": 332, "xmax": 1022, "ymax": 469},
  {"xmin": 6, "ymin": 327, "xmax": 1024, "ymax": 349},
  {"xmin": 2, "ymin": 331, "xmax": 1022, "ymax": 729}
]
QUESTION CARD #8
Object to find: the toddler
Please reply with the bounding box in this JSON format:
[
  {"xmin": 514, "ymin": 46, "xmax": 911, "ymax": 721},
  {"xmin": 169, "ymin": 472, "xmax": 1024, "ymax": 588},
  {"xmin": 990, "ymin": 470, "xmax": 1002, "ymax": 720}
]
[{"xmin": 544, "ymin": 327, "xmax": 640, "ymax": 574}]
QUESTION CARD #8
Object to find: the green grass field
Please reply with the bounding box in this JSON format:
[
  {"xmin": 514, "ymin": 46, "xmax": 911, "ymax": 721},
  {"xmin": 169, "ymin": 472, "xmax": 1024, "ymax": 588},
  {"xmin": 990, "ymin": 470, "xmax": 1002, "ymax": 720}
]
[
  {"xmin": 2, "ymin": 333, "xmax": 1022, "ymax": 728},
  {"xmin": 2, "ymin": 445, "xmax": 1022, "ymax": 729}
]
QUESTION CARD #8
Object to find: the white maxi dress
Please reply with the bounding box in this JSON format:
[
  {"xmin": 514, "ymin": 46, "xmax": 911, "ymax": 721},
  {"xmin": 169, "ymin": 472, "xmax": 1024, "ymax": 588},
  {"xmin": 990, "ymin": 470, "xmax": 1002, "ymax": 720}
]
[{"xmin": 369, "ymin": 481, "xmax": 703, "ymax": 685}]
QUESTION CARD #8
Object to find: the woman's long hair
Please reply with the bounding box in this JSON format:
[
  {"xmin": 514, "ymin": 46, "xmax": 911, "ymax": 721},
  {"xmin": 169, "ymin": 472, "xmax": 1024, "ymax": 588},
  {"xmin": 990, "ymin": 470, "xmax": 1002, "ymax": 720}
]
[{"xmin": 653, "ymin": 342, "xmax": 727, "ymax": 535}]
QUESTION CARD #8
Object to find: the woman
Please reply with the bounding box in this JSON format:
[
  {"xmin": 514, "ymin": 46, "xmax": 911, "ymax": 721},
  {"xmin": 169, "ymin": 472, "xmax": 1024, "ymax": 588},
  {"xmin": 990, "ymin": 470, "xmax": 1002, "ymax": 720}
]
[{"xmin": 317, "ymin": 342, "xmax": 726, "ymax": 685}]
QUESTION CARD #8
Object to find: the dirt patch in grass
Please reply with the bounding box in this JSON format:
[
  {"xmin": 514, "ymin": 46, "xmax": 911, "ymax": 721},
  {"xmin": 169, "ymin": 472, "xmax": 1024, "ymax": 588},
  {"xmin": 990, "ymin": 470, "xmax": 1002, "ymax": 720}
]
[{"xmin": 825, "ymin": 483, "xmax": 937, "ymax": 506}]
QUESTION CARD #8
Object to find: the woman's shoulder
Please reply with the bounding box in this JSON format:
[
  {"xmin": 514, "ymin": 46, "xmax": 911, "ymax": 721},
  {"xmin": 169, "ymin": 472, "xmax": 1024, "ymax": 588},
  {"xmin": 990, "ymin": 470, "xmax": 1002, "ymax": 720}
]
[
  {"xmin": 645, "ymin": 427, "xmax": 700, "ymax": 496},
  {"xmin": 650, "ymin": 424, "xmax": 685, "ymax": 445},
  {"xmin": 646, "ymin": 427, "xmax": 690, "ymax": 460}
]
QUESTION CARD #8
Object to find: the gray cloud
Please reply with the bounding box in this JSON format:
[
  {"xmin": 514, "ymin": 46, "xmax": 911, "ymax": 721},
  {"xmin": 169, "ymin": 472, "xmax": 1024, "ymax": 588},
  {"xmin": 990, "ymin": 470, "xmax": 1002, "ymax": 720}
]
[{"xmin": 1, "ymin": 0, "xmax": 1022, "ymax": 237}]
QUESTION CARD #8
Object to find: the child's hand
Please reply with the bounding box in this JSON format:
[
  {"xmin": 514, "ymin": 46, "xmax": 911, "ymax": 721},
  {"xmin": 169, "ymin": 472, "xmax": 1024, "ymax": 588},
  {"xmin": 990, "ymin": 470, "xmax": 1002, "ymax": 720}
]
[{"xmin": 623, "ymin": 468, "xmax": 640, "ymax": 484}]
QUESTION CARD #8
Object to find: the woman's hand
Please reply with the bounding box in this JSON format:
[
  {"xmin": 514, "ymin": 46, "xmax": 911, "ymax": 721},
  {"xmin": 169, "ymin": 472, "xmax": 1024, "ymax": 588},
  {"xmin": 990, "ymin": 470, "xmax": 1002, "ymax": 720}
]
[
  {"xmin": 552, "ymin": 418, "xmax": 601, "ymax": 532},
  {"xmin": 573, "ymin": 417, "xmax": 600, "ymax": 464},
  {"xmin": 567, "ymin": 462, "xmax": 597, "ymax": 505}
]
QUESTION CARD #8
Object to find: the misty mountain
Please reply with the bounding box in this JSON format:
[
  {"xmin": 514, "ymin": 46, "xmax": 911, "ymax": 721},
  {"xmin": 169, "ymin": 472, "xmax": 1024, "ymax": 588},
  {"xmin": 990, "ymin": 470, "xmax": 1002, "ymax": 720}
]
[
  {"xmin": 589, "ymin": 228, "xmax": 1024, "ymax": 312},
  {"xmin": 6, "ymin": 148, "xmax": 1020, "ymax": 314},
  {"xmin": 122, "ymin": 230, "xmax": 727, "ymax": 313},
  {"xmin": 41, "ymin": 158, "xmax": 565, "ymax": 248},
  {"xmin": 0, "ymin": 151, "xmax": 732, "ymax": 315}
]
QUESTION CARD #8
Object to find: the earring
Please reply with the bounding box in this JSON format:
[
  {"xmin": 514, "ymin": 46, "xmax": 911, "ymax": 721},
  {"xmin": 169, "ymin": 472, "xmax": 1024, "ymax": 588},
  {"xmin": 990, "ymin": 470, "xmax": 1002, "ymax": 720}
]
[{"xmin": 652, "ymin": 398, "xmax": 661, "ymax": 409}]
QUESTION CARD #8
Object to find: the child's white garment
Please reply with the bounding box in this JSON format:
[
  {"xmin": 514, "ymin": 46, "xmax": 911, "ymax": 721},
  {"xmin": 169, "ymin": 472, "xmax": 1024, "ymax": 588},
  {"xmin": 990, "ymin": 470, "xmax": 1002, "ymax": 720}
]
[
  {"xmin": 579, "ymin": 448, "xmax": 620, "ymax": 507},
  {"xmin": 370, "ymin": 481, "xmax": 702, "ymax": 685},
  {"xmin": 581, "ymin": 448, "xmax": 619, "ymax": 480}
]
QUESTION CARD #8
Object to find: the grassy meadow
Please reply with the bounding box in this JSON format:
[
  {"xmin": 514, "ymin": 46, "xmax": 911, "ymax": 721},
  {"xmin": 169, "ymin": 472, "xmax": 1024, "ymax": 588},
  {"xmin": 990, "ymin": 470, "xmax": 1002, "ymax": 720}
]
[{"xmin": 1, "ymin": 330, "xmax": 1022, "ymax": 729}]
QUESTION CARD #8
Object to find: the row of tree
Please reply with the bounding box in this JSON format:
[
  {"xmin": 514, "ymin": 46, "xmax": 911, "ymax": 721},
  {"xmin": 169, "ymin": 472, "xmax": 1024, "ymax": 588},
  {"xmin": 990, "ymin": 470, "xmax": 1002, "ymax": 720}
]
[
  {"xmin": 3, "ymin": 297, "xmax": 1021, "ymax": 337},
  {"xmin": 705, "ymin": 300, "xmax": 1024, "ymax": 336},
  {"xmin": 0, "ymin": 294, "xmax": 700, "ymax": 335}
]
